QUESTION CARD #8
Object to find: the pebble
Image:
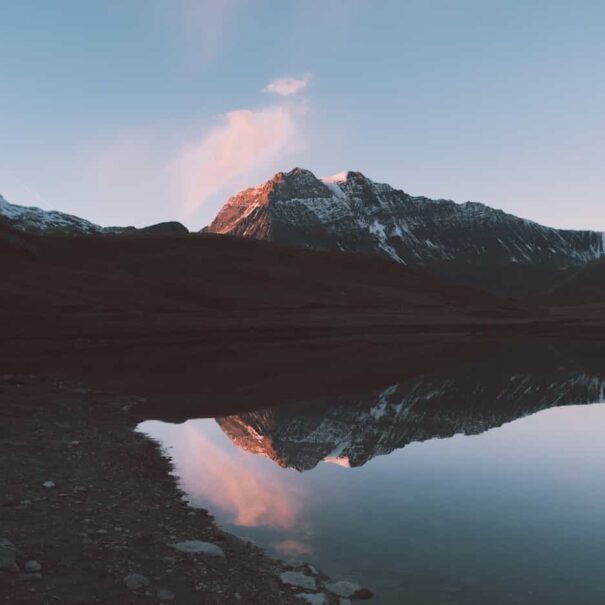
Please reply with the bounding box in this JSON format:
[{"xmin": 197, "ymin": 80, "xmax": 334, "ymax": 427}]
[
  {"xmin": 157, "ymin": 588, "xmax": 175, "ymax": 602},
  {"xmin": 124, "ymin": 573, "xmax": 150, "ymax": 590},
  {"xmin": 42, "ymin": 481, "xmax": 56, "ymax": 489},
  {"xmin": 280, "ymin": 571, "xmax": 317, "ymax": 591},
  {"xmin": 325, "ymin": 581, "xmax": 362, "ymax": 598},
  {"xmin": 24, "ymin": 560, "xmax": 42, "ymax": 573},
  {"xmin": 0, "ymin": 538, "xmax": 17, "ymax": 570},
  {"xmin": 172, "ymin": 540, "xmax": 225, "ymax": 557},
  {"xmin": 297, "ymin": 593, "xmax": 329, "ymax": 605}
]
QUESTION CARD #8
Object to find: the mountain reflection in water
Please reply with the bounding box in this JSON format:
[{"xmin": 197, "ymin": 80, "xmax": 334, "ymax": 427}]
[{"xmin": 138, "ymin": 345, "xmax": 605, "ymax": 605}]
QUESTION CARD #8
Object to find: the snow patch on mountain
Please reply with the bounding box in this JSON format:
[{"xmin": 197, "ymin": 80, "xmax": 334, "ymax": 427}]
[
  {"xmin": 206, "ymin": 168, "xmax": 605, "ymax": 280},
  {"xmin": 0, "ymin": 194, "xmax": 103, "ymax": 235}
]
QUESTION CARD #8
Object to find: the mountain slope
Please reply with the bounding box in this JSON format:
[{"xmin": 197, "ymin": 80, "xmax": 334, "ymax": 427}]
[
  {"xmin": 547, "ymin": 257, "xmax": 605, "ymax": 304},
  {"xmin": 0, "ymin": 194, "xmax": 106, "ymax": 235},
  {"xmin": 0, "ymin": 216, "xmax": 38, "ymax": 256},
  {"xmin": 0, "ymin": 194, "xmax": 188, "ymax": 236},
  {"xmin": 206, "ymin": 168, "xmax": 604, "ymax": 295}
]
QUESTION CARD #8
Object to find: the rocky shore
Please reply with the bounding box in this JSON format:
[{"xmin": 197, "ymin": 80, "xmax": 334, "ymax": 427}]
[{"xmin": 0, "ymin": 376, "xmax": 371, "ymax": 604}]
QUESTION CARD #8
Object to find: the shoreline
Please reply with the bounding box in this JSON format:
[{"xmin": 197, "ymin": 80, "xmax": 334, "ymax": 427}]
[{"xmin": 0, "ymin": 375, "xmax": 361, "ymax": 604}]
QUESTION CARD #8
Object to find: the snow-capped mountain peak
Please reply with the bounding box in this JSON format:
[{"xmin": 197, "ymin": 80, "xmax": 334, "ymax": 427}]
[{"xmin": 206, "ymin": 167, "xmax": 605, "ymax": 295}]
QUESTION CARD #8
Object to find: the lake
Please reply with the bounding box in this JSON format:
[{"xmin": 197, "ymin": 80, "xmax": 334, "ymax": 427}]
[{"xmin": 138, "ymin": 364, "xmax": 605, "ymax": 604}]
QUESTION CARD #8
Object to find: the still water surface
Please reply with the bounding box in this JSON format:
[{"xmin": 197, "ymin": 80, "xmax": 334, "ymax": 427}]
[{"xmin": 138, "ymin": 371, "xmax": 605, "ymax": 604}]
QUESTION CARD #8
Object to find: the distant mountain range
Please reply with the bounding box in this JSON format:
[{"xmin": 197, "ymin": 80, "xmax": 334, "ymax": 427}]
[
  {"xmin": 206, "ymin": 168, "xmax": 605, "ymax": 296},
  {"xmin": 0, "ymin": 194, "xmax": 188, "ymax": 237},
  {"xmin": 2, "ymin": 170, "xmax": 604, "ymax": 299}
]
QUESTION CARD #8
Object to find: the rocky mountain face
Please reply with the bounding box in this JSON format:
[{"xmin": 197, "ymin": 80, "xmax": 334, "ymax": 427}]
[
  {"xmin": 0, "ymin": 194, "xmax": 188, "ymax": 236},
  {"xmin": 217, "ymin": 361, "xmax": 605, "ymax": 471},
  {"xmin": 0, "ymin": 194, "xmax": 107, "ymax": 235},
  {"xmin": 206, "ymin": 168, "xmax": 605, "ymax": 296}
]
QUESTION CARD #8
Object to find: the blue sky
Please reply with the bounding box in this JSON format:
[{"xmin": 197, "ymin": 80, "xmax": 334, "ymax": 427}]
[{"xmin": 1, "ymin": 0, "xmax": 604, "ymax": 229}]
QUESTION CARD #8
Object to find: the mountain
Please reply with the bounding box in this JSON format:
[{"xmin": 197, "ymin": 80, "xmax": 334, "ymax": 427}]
[
  {"xmin": 0, "ymin": 194, "xmax": 188, "ymax": 236},
  {"xmin": 0, "ymin": 216, "xmax": 38, "ymax": 256},
  {"xmin": 547, "ymin": 257, "xmax": 605, "ymax": 304},
  {"xmin": 0, "ymin": 194, "xmax": 107, "ymax": 235},
  {"xmin": 217, "ymin": 358, "xmax": 605, "ymax": 471},
  {"xmin": 206, "ymin": 168, "xmax": 605, "ymax": 296}
]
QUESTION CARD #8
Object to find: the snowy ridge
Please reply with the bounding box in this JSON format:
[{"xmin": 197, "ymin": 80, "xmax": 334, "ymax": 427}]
[
  {"xmin": 0, "ymin": 194, "xmax": 188, "ymax": 236},
  {"xmin": 0, "ymin": 194, "xmax": 104, "ymax": 235},
  {"xmin": 206, "ymin": 168, "xmax": 605, "ymax": 289}
]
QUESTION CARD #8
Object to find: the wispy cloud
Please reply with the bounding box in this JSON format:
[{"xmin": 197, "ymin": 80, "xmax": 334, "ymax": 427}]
[
  {"xmin": 172, "ymin": 101, "xmax": 308, "ymax": 217},
  {"xmin": 83, "ymin": 73, "xmax": 313, "ymax": 225},
  {"xmin": 264, "ymin": 74, "xmax": 311, "ymax": 97}
]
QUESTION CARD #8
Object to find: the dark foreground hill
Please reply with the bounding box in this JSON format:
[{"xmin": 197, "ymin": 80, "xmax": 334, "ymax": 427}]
[{"xmin": 1, "ymin": 231, "xmax": 602, "ymax": 412}]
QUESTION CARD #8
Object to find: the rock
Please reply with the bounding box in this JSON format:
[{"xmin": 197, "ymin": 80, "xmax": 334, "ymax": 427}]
[
  {"xmin": 42, "ymin": 481, "xmax": 55, "ymax": 489},
  {"xmin": 24, "ymin": 560, "xmax": 42, "ymax": 573},
  {"xmin": 124, "ymin": 573, "xmax": 150, "ymax": 590},
  {"xmin": 354, "ymin": 587, "xmax": 374, "ymax": 600},
  {"xmin": 325, "ymin": 581, "xmax": 362, "ymax": 598},
  {"xmin": 157, "ymin": 589, "xmax": 175, "ymax": 601},
  {"xmin": 172, "ymin": 540, "xmax": 225, "ymax": 557},
  {"xmin": 297, "ymin": 593, "xmax": 329, "ymax": 605},
  {"xmin": 95, "ymin": 529, "xmax": 109, "ymax": 535},
  {"xmin": 0, "ymin": 538, "xmax": 17, "ymax": 570},
  {"xmin": 280, "ymin": 571, "xmax": 317, "ymax": 591}
]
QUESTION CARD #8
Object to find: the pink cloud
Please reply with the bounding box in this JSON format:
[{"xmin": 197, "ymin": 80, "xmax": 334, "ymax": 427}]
[
  {"xmin": 172, "ymin": 102, "xmax": 307, "ymax": 217},
  {"xmin": 264, "ymin": 75, "xmax": 311, "ymax": 97},
  {"xmin": 175, "ymin": 421, "xmax": 303, "ymax": 528}
]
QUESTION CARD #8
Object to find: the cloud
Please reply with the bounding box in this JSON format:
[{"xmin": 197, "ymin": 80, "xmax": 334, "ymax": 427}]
[
  {"xmin": 174, "ymin": 421, "xmax": 303, "ymax": 528},
  {"xmin": 172, "ymin": 101, "xmax": 307, "ymax": 217},
  {"xmin": 263, "ymin": 75, "xmax": 311, "ymax": 97}
]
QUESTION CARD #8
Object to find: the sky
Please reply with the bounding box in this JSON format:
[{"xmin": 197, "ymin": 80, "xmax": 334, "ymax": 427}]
[{"xmin": 1, "ymin": 0, "xmax": 604, "ymax": 230}]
